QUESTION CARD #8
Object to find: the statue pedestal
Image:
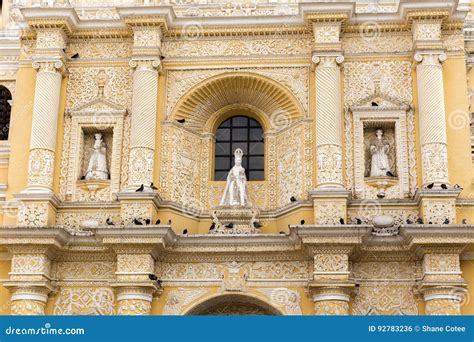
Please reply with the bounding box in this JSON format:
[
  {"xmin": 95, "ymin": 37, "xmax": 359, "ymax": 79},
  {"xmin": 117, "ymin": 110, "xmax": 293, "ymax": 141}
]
[
  {"xmin": 365, "ymin": 176, "xmax": 398, "ymax": 197},
  {"xmin": 210, "ymin": 206, "xmax": 260, "ymax": 235}
]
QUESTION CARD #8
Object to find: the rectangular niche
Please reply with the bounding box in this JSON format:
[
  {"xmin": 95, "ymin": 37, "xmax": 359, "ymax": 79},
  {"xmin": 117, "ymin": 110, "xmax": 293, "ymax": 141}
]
[
  {"xmin": 352, "ymin": 110, "xmax": 410, "ymax": 199},
  {"xmin": 66, "ymin": 110, "xmax": 125, "ymax": 202}
]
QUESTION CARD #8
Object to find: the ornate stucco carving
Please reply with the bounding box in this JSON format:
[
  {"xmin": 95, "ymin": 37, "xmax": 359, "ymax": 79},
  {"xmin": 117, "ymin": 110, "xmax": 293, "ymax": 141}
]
[
  {"xmin": 257, "ymin": 288, "xmax": 302, "ymax": 315},
  {"xmin": 163, "ymin": 288, "xmax": 209, "ymax": 315},
  {"xmin": 53, "ymin": 287, "xmax": 115, "ymax": 315}
]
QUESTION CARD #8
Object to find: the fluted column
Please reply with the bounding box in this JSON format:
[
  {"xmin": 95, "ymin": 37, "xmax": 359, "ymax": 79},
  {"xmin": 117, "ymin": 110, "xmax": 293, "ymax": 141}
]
[
  {"xmin": 126, "ymin": 25, "xmax": 162, "ymax": 192},
  {"xmin": 414, "ymin": 52, "xmax": 449, "ymax": 185},
  {"xmin": 313, "ymin": 54, "xmax": 344, "ymax": 189},
  {"xmin": 25, "ymin": 61, "xmax": 64, "ymax": 192},
  {"xmin": 127, "ymin": 59, "xmax": 161, "ymax": 191}
]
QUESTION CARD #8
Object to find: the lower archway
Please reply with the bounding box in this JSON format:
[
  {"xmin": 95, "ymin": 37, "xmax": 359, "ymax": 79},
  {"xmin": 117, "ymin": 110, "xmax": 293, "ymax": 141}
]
[{"xmin": 186, "ymin": 294, "xmax": 282, "ymax": 316}]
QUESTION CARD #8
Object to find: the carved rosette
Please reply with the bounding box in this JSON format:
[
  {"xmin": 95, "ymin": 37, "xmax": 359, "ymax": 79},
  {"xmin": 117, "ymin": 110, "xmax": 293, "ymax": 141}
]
[
  {"xmin": 313, "ymin": 54, "xmax": 344, "ymax": 189},
  {"xmin": 414, "ymin": 52, "xmax": 449, "ymax": 185},
  {"xmin": 127, "ymin": 59, "xmax": 161, "ymax": 190}
]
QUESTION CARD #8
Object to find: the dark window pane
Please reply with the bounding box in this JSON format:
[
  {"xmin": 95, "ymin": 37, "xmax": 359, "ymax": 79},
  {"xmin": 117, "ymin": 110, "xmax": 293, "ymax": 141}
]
[
  {"xmin": 249, "ymin": 142, "xmax": 264, "ymax": 155},
  {"xmin": 214, "ymin": 115, "xmax": 265, "ymax": 181},
  {"xmin": 215, "ymin": 171, "xmax": 228, "ymax": 181},
  {"xmin": 249, "ymin": 156, "xmax": 264, "ymax": 169},
  {"xmin": 249, "ymin": 171, "xmax": 264, "ymax": 180},
  {"xmin": 232, "ymin": 142, "xmax": 247, "ymax": 154},
  {"xmin": 232, "ymin": 128, "xmax": 247, "ymax": 141},
  {"xmin": 249, "ymin": 118, "xmax": 260, "ymax": 127},
  {"xmin": 0, "ymin": 86, "xmax": 11, "ymax": 141},
  {"xmin": 249, "ymin": 128, "xmax": 263, "ymax": 141},
  {"xmin": 219, "ymin": 119, "xmax": 231, "ymax": 127},
  {"xmin": 215, "ymin": 157, "xmax": 230, "ymax": 170},
  {"xmin": 215, "ymin": 142, "xmax": 230, "ymax": 156},
  {"xmin": 232, "ymin": 116, "xmax": 248, "ymax": 127},
  {"xmin": 216, "ymin": 128, "xmax": 230, "ymax": 141}
]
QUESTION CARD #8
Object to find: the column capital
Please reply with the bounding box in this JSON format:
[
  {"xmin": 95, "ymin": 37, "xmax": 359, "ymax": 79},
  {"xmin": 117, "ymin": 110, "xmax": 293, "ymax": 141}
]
[
  {"xmin": 413, "ymin": 51, "xmax": 447, "ymax": 65},
  {"xmin": 312, "ymin": 53, "xmax": 344, "ymax": 67},
  {"xmin": 32, "ymin": 58, "xmax": 66, "ymax": 75},
  {"xmin": 129, "ymin": 58, "xmax": 163, "ymax": 73}
]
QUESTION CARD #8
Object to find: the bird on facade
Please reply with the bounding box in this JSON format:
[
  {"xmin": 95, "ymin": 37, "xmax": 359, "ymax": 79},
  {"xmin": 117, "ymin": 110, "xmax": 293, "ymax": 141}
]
[
  {"xmin": 167, "ymin": 219, "xmax": 172, "ymax": 225},
  {"xmin": 80, "ymin": 175, "xmax": 86, "ymax": 180},
  {"xmin": 428, "ymin": 221, "xmax": 433, "ymax": 224},
  {"xmin": 356, "ymin": 218, "xmax": 362, "ymax": 225},
  {"xmin": 145, "ymin": 218, "xmax": 151, "ymax": 225},
  {"xmin": 371, "ymin": 101, "xmax": 379, "ymax": 107},
  {"xmin": 440, "ymin": 183, "xmax": 448, "ymax": 190},
  {"xmin": 148, "ymin": 274, "xmax": 158, "ymax": 281},
  {"xmin": 225, "ymin": 223, "xmax": 234, "ymax": 229},
  {"xmin": 416, "ymin": 217, "xmax": 423, "ymax": 224},
  {"xmin": 182, "ymin": 229, "xmax": 188, "ymax": 235},
  {"xmin": 462, "ymin": 218, "xmax": 468, "ymax": 224},
  {"xmin": 406, "ymin": 218, "xmax": 413, "ymax": 224},
  {"xmin": 339, "ymin": 218, "xmax": 345, "ymax": 224},
  {"xmin": 209, "ymin": 223, "xmax": 215, "ymax": 231},
  {"xmin": 443, "ymin": 218, "xmax": 450, "ymax": 224},
  {"xmin": 376, "ymin": 192, "xmax": 385, "ymax": 199},
  {"xmin": 155, "ymin": 219, "xmax": 161, "ymax": 224},
  {"xmin": 106, "ymin": 218, "xmax": 114, "ymax": 225},
  {"xmin": 135, "ymin": 184, "xmax": 144, "ymax": 192},
  {"xmin": 290, "ymin": 196, "xmax": 297, "ymax": 202},
  {"xmin": 426, "ymin": 183, "xmax": 434, "ymax": 189},
  {"xmin": 133, "ymin": 218, "xmax": 143, "ymax": 225},
  {"xmin": 177, "ymin": 118, "xmax": 186, "ymax": 124},
  {"xmin": 280, "ymin": 231, "xmax": 286, "ymax": 234},
  {"xmin": 150, "ymin": 182, "xmax": 158, "ymax": 190},
  {"xmin": 454, "ymin": 184, "xmax": 463, "ymax": 190},
  {"xmin": 253, "ymin": 222, "xmax": 262, "ymax": 228},
  {"xmin": 69, "ymin": 53, "xmax": 79, "ymax": 59},
  {"xmin": 386, "ymin": 171, "xmax": 395, "ymax": 177},
  {"xmin": 300, "ymin": 219, "xmax": 305, "ymax": 225}
]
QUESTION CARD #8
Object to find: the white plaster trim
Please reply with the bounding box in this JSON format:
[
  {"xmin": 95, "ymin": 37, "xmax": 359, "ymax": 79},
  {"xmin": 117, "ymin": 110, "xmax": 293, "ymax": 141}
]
[
  {"xmin": 11, "ymin": 293, "xmax": 48, "ymax": 302},
  {"xmin": 424, "ymin": 294, "xmax": 461, "ymax": 302},
  {"xmin": 117, "ymin": 292, "xmax": 152, "ymax": 302},
  {"xmin": 313, "ymin": 294, "xmax": 350, "ymax": 302}
]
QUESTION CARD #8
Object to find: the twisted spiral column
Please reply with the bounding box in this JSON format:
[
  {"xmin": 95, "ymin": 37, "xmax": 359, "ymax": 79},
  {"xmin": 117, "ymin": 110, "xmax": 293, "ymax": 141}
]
[
  {"xmin": 26, "ymin": 61, "xmax": 64, "ymax": 192},
  {"xmin": 414, "ymin": 52, "xmax": 449, "ymax": 185},
  {"xmin": 127, "ymin": 59, "xmax": 161, "ymax": 191},
  {"xmin": 313, "ymin": 54, "xmax": 345, "ymax": 189}
]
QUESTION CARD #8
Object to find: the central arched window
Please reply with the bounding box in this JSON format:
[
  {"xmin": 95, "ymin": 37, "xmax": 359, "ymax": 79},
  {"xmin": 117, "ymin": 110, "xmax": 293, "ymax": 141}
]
[{"xmin": 214, "ymin": 116, "xmax": 264, "ymax": 181}]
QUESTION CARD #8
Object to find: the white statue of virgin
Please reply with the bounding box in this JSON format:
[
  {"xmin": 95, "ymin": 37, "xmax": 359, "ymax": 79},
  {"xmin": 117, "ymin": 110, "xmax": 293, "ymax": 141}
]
[
  {"xmin": 220, "ymin": 148, "xmax": 249, "ymax": 206},
  {"xmin": 85, "ymin": 133, "xmax": 109, "ymax": 180},
  {"xmin": 369, "ymin": 128, "xmax": 391, "ymax": 177}
]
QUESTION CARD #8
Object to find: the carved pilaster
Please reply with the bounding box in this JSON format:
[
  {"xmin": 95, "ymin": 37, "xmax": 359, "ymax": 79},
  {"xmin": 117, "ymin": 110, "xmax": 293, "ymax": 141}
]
[
  {"xmin": 4, "ymin": 248, "xmax": 55, "ymax": 316},
  {"xmin": 414, "ymin": 50, "xmax": 449, "ymax": 186},
  {"xmin": 313, "ymin": 54, "xmax": 345, "ymax": 189},
  {"xmin": 309, "ymin": 249, "xmax": 355, "ymax": 315},
  {"xmin": 127, "ymin": 58, "xmax": 162, "ymax": 191},
  {"xmin": 419, "ymin": 252, "xmax": 468, "ymax": 315},
  {"xmin": 112, "ymin": 251, "xmax": 161, "ymax": 315}
]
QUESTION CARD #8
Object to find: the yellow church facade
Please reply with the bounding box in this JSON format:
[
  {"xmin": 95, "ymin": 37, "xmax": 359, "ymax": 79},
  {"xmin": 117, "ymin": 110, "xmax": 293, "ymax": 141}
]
[{"xmin": 0, "ymin": 0, "xmax": 473, "ymax": 316}]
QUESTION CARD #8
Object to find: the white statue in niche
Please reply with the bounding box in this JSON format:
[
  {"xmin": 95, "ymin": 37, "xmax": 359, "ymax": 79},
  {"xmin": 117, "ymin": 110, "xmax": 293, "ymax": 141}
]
[
  {"xmin": 85, "ymin": 133, "xmax": 109, "ymax": 180},
  {"xmin": 369, "ymin": 128, "xmax": 393, "ymax": 177},
  {"xmin": 220, "ymin": 148, "xmax": 249, "ymax": 206}
]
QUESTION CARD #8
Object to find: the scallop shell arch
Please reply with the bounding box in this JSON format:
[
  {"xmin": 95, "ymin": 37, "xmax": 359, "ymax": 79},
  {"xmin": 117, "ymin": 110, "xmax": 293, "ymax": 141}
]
[{"xmin": 170, "ymin": 72, "xmax": 306, "ymax": 133}]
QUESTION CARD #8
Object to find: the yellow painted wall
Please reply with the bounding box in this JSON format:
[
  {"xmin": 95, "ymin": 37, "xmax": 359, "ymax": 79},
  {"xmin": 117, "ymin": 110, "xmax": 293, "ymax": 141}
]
[
  {"xmin": 0, "ymin": 260, "xmax": 11, "ymax": 315},
  {"xmin": 461, "ymin": 260, "xmax": 474, "ymax": 315}
]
